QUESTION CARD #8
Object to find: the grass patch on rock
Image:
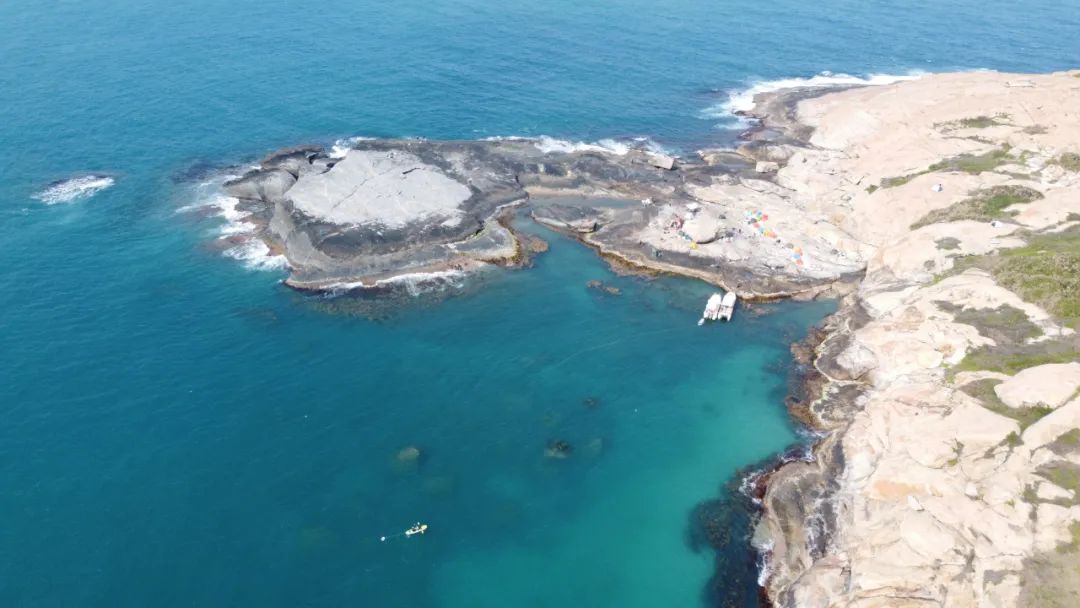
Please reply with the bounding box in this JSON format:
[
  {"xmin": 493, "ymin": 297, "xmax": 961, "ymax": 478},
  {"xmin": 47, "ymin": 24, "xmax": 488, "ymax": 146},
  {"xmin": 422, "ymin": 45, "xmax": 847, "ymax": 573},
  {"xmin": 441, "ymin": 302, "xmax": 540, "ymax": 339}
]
[
  {"xmin": 936, "ymin": 114, "xmax": 1011, "ymax": 131},
  {"xmin": 1048, "ymin": 429, "xmax": 1080, "ymax": 456},
  {"xmin": 947, "ymin": 226, "xmax": 1080, "ymax": 327},
  {"xmin": 1050, "ymin": 152, "xmax": 1080, "ymax": 172},
  {"xmin": 927, "ymin": 146, "xmax": 1018, "ymax": 174},
  {"xmin": 935, "ymin": 237, "xmax": 961, "ymax": 250},
  {"xmin": 939, "ymin": 302, "xmax": 1043, "ymax": 344},
  {"xmin": 960, "ymin": 378, "xmax": 1054, "ymax": 430},
  {"xmin": 912, "ymin": 185, "xmax": 1043, "ymax": 229},
  {"xmin": 952, "ymin": 341, "xmax": 1080, "ymax": 379},
  {"xmin": 875, "ymin": 146, "xmax": 1018, "ymax": 190},
  {"xmin": 1037, "ymin": 462, "xmax": 1080, "ymax": 506}
]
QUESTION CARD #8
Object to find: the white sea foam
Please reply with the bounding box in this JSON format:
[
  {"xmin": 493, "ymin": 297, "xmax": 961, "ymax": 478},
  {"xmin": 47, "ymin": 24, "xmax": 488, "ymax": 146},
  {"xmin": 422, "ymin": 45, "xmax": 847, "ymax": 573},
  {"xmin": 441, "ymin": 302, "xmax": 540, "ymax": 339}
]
[
  {"xmin": 705, "ymin": 71, "xmax": 926, "ymax": 126},
  {"xmin": 178, "ymin": 174, "xmax": 287, "ymax": 271},
  {"xmin": 483, "ymin": 135, "xmax": 671, "ymax": 156},
  {"xmin": 223, "ymin": 238, "xmax": 288, "ymax": 271},
  {"xmin": 328, "ymin": 136, "xmax": 375, "ymax": 160},
  {"xmin": 326, "ymin": 268, "xmax": 468, "ymax": 296},
  {"xmin": 756, "ymin": 539, "xmax": 775, "ymax": 587},
  {"xmin": 32, "ymin": 175, "xmax": 115, "ymax": 204},
  {"xmin": 533, "ymin": 136, "xmax": 633, "ymax": 155}
]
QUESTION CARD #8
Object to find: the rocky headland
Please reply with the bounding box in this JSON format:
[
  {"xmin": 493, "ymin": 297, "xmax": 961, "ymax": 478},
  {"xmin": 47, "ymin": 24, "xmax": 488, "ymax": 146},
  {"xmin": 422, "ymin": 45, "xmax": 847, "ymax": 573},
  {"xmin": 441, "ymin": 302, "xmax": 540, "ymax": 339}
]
[
  {"xmin": 217, "ymin": 69, "xmax": 1080, "ymax": 606},
  {"xmin": 742, "ymin": 71, "xmax": 1080, "ymax": 607}
]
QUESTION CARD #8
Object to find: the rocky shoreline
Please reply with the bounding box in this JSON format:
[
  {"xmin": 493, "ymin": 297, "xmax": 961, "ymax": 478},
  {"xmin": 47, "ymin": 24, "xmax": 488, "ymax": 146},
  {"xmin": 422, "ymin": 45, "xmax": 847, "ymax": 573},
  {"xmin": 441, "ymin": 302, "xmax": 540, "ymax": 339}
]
[
  {"xmin": 746, "ymin": 71, "xmax": 1080, "ymax": 607},
  {"xmin": 210, "ymin": 69, "xmax": 1080, "ymax": 606},
  {"xmin": 221, "ymin": 117, "xmax": 865, "ymax": 298}
]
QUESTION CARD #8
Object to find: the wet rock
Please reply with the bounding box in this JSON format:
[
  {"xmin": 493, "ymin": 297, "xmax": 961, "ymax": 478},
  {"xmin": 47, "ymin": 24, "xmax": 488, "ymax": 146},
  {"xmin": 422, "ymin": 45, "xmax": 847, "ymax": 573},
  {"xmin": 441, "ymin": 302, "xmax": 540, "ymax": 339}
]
[
  {"xmin": 586, "ymin": 280, "xmax": 621, "ymax": 295},
  {"xmin": 544, "ymin": 439, "xmax": 573, "ymax": 459},
  {"xmin": 525, "ymin": 236, "xmax": 549, "ymax": 253},
  {"xmin": 260, "ymin": 147, "xmax": 319, "ymax": 177},
  {"xmin": 224, "ymin": 169, "xmax": 297, "ymax": 205},
  {"xmin": 531, "ymin": 203, "xmax": 606, "ymax": 233}
]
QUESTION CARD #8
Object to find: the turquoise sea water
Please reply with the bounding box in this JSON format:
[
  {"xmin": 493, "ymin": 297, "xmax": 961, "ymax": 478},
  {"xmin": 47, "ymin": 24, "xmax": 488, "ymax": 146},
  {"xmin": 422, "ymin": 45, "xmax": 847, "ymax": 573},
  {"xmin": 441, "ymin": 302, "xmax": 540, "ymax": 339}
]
[{"xmin": 2, "ymin": 1, "xmax": 1079, "ymax": 606}]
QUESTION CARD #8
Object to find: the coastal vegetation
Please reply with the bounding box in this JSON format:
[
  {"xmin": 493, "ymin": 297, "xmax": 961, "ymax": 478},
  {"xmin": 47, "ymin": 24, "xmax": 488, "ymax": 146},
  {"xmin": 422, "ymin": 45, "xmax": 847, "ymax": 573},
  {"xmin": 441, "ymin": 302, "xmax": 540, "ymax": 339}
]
[
  {"xmin": 875, "ymin": 145, "xmax": 1018, "ymax": 189},
  {"xmin": 951, "ymin": 339, "xmax": 1080, "ymax": 378},
  {"xmin": 934, "ymin": 113, "xmax": 1011, "ymax": 131},
  {"xmin": 1050, "ymin": 152, "xmax": 1080, "ymax": 172},
  {"xmin": 946, "ymin": 226, "xmax": 1080, "ymax": 327},
  {"xmin": 935, "ymin": 237, "xmax": 961, "ymax": 250},
  {"xmin": 1036, "ymin": 462, "xmax": 1080, "ymax": 506},
  {"xmin": 911, "ymin": 185, "xmax": 1043, "ymax": 229},
  {"xmin": 938, "ymin": 303, "xmax": 1042, "ymax": 344},
  {"xmin": 960, "ymin": 378, "xmax": 1054, "ymax": 430}
]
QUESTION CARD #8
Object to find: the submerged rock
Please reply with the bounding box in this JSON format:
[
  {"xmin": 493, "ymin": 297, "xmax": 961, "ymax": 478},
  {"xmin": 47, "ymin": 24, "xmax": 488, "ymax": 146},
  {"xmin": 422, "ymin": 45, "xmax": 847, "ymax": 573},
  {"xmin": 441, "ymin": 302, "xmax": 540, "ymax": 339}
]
[
  {"xmin": 583, "ymin": 437, "xmax": 605, "ymax": 457},
  {"xmin": 422, "ymin": 475, "xmax": 456, "ymax": 497},
  {"xmin": 544, "ymin": 440, "xmax": 573, "ymax": 459},
  {"xmin": 393, "ymin": 445, "xmax": 422, "ymax": 474}
]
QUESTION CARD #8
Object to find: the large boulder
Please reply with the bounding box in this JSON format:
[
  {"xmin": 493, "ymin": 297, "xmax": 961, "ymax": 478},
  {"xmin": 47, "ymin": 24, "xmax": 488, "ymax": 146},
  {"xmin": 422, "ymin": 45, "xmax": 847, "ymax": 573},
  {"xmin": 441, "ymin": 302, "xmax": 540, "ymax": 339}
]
[
  {"xmin": 683, "ymin": 213, "xmax": 722, "ymax": 244},
  {"xmin": 224, "ymin": 169, "xmax": 297, "ymax": 205},
  {"xmin": 995, "ymin": 362, "xmax": 1080, "ymax": 408},
  {"xmin": 260, "ymin": 147, "xmax": 319, "ymax": 177}
]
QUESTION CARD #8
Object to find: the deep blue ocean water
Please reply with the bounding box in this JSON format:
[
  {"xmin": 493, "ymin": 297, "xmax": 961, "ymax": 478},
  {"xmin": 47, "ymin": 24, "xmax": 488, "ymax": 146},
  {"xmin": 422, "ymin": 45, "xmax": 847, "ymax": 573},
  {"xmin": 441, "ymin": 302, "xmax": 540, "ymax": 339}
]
[{"xmin": 2, "ymin": 1, "xmax": 1078, "ymax": 606}]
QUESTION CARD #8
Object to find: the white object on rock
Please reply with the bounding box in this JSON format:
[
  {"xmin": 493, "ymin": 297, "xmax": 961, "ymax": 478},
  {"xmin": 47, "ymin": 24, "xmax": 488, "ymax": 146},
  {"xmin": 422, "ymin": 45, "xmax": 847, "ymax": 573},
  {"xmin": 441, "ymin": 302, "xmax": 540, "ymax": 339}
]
[
  {"xmin": 756, "ymin": 161, "xmax": 780, "ymax": 174},
  {"xmin": 908, "ymin": 496, "xmax": 924, "ymax": 511},
  {"xmin": 964, "ymin": 482, "xmax": 979, "ymax": 499}
]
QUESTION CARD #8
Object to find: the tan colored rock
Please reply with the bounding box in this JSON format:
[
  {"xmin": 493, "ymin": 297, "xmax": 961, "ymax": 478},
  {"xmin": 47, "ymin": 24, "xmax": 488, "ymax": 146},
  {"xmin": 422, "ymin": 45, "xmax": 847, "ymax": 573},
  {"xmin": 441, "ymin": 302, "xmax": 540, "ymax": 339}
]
[
  {"xmin": 995, "ymin": 363, "xmax": 1080, "ymax": 409},
  {"xmin": 1023, "ymin": 397, "xmax": 1080, "ymax": 449},
  {"xmin": 755, "ymin": 71, "xmax": 1080, "ymax": 608}
]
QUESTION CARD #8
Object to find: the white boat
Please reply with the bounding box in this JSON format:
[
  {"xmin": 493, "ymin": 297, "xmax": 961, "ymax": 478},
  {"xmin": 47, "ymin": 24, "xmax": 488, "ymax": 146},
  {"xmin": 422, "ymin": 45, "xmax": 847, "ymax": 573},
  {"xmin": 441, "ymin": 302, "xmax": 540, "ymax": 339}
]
[{"xmin": 699, "ymin": 291, "xmax": 736, "ymax": 325}]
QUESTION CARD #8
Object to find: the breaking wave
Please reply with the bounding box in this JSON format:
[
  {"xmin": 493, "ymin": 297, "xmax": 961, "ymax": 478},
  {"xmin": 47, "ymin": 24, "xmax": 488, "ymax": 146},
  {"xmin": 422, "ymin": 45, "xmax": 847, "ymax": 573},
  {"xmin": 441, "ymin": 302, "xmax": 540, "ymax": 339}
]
[
  {"xmin": 328, "ymin": 135, "xmax": 375, "ymax": 160},
  {"xmin": 32, "ymin": 175, "xmax": 115, "ymax": 204},
  {"xmin": 483, "ymin": 135, "xmax": 671, "ymax": 156},
  {"xmin": 704, "ymin": 70, "xmax": 926, "ymax": 127},
  {"xmin": 326, "ymin": 268, "xmax": 468, "ymax": 297},
  {"xmin": 177, "ymin": 174, "xmax": 287, "ymax": 272}
]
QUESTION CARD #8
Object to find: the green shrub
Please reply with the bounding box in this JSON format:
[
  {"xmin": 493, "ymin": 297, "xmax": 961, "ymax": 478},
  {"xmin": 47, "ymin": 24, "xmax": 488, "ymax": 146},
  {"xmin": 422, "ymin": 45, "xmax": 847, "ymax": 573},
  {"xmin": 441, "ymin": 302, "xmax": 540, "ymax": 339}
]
[{"xmin": 911, "ymin": 185, "xmax": 1043, "ymax": 229}]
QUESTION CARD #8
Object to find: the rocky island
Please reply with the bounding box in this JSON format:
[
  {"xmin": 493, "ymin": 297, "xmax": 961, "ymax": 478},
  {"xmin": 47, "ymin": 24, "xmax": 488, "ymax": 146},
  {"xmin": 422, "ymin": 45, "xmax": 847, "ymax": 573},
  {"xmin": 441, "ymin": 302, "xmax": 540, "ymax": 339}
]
[{"xmin": 220, "ymin": 70, "xmax": 1080, "ymax": 606}]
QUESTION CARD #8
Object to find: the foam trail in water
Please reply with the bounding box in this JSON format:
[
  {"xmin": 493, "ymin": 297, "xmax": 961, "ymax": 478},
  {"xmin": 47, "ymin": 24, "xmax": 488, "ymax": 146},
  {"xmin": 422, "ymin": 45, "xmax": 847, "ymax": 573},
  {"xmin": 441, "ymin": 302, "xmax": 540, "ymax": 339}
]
[
  {"xmin": 704, "ymin": 71, "xmax": 925, "ymax": 127},
  {"xmin": 32, "ymin": 175, "xmax": 115, "ymax": 204}
]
